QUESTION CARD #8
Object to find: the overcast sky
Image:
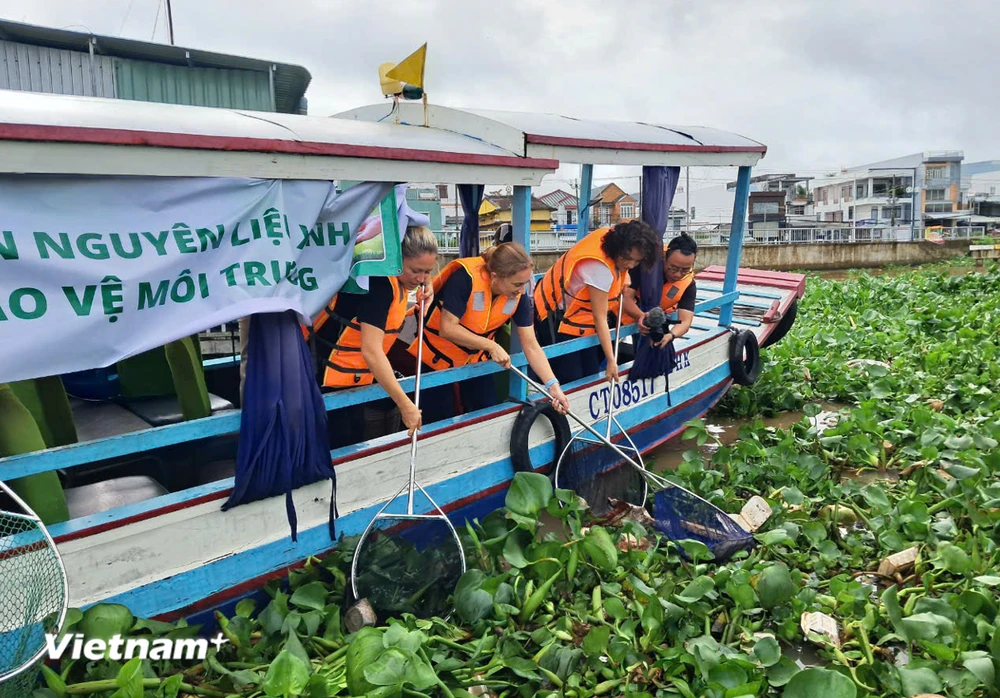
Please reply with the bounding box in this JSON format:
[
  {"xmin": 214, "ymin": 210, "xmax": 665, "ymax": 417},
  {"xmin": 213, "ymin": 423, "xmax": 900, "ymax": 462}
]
[{"xmin": 4, "ymin": 0, "xmax": 997, "ymax": 219}]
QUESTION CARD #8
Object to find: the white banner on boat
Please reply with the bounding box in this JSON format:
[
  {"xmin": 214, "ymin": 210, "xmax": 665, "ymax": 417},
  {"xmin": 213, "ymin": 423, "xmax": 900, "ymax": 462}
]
[{"xmin": 0, "ymin": 176, "xmax": 404, "ymax": 384}]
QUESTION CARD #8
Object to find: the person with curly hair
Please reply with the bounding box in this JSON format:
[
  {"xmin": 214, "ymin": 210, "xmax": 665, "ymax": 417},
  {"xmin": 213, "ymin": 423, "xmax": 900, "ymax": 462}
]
[{"xmin": 534, "ymin": 219, "xmax": 661, "ymax": 384}]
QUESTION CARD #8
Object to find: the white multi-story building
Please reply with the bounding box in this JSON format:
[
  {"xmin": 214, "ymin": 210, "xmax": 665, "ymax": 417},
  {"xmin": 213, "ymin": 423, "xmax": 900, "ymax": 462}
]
[{"xmin": 812, "ymin": 151, "xmax": 964, "ymax": 231}]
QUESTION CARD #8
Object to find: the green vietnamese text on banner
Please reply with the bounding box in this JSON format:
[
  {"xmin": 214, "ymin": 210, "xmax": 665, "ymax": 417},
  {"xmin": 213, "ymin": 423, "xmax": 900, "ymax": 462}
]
[{"xmin": 0, "ymin": 176, "xmax": 406, "ymax": 384}]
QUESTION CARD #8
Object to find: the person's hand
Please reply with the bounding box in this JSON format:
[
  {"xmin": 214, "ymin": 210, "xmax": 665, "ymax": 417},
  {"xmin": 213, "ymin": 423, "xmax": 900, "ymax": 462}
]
[
  {"xmin": 488, "ymin": 342, "xmax": 511, "ymax": 368},
  {"xmin": 415, "ymin": 282, "xmax": 434, "ymax": 309},
  {"xmin": 637, "ymin": 312, "xmax": 651, "ymax": 335},
  {"xmin": 401, "ymin": 400, "xmax": 422, "ymax": 436},
  {"xmin": 653, "ymin": 332, "xmax": 674, "ymax": 350},
  {"xmin": 605, "ymin": 362, "xmax": 619, "ymax": 383},
  {"xmin": 549, "ymin": 385, "xmax": 570, "ymax": 414}
]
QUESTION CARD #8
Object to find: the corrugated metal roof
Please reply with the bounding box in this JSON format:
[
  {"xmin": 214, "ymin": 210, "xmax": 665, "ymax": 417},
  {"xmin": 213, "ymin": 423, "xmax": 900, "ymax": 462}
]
[
  {"xmin": 537, "ymin": 189, "xmax": 577, "ymax": 208},
  {"xmin": 484, "ymin": 194, "xmax": 554, "ymax": 211},
  {"xmin": 115, "ymin": 59, "xmax": 273, "ymax": 111},
  {"xmin": 0, "ymin": 18, "xmax": 310, "ymax": 113},
  {"xmin": 0, "ymin": 40, "xmax": 115, "ymax": 97}
]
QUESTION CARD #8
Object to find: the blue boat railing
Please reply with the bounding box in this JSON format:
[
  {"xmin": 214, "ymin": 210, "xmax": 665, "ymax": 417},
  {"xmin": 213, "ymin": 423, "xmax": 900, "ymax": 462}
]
[{"xmin": 0, "ymin": 293, "xmax": 741, "ymax": 483}]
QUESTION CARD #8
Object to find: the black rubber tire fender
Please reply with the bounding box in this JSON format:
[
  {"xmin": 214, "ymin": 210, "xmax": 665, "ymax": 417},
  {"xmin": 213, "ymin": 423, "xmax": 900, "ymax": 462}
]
[
  {"xmin": 761, "ymin": 298, "xmax": 798, "ymax": 349},
  {"xmin": 729, "ymin": 329, "xmax": 762, "ymax": 386},
  {"xmin": 510, "ymin": 400, "xmax": 572, "ymax": 476}
]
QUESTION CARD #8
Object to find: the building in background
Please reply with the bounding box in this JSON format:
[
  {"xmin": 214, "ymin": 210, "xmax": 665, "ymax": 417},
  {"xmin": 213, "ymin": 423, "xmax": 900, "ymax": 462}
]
[
  {"xmin": 961, "ymin": 161, "xmax": 1000, "ymax": 221},
  {"xmin": 589, "ymin": 183, "xmax": 637, "ymax": 228},
  {"xmin": 812, "ymin": 152, "xmax": 964, "ymax": 232},
  {"xmin": 479, "ymin": 193, "xmax": 554, "ymax": 234},
  {"xmin": 405, "ymin": 187, "xmax": 444, "ymax": 231},
  {"xmin": 724, "ymin": 173, "xmax": 813, "ymax": 241},
  {"xmin": 0, "ymin": 18, "xmax": 310, "ymax": 113},
  {"xmin": 537, "ymin": 189, "xmax": 578, "ymax": 229}
]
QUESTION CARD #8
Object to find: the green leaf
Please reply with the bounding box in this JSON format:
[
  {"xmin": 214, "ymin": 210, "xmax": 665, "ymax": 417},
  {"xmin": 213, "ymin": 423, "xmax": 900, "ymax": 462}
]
[
  {"xmin": 803, "ymin": 521, "xmax": 828, "ymax": 545},
  {"xmin": 973, "ymin": 434, "xmax": 998, "ymax": 450},
  {"xmin": 40, "ymin": 665, "xmax": 67, "ymax": 697},
  {"xmin": 383, "ymin": 624, "xmax": 426, "ymax": 653},
  {"xmin": 263, "ymin": 649, "xmax": 311, "ymax": 697},
  {"xmin": 861, "ymin": 485, "xmax": 890, "ymax": 510},
  {"xmin": 964, "ymin": 656, "xmax": 995, "ymax": 688},
  {"xmin": 937, "ymin": 542, "xmax": 972, "ymax": 574},
  {"xmin": 582, "ymin": 626, "xmax": 611, "ymax": 658},
  {"xmin": 453, "ymin": 570, "xmax": 493, "ymax": 624},
  {"xmin": 974, "ymin": 575, "xmax": 1000, "ymax": 586},
  {"xmin": 289, "ymin": 581, "xmax": 328, "ymax": 612},
  {"xmin": 505, "ymin": 472, "xmax": 552, "ymax": 518},
  {"xmin": 898, "ymin": 666, "xmax": 943, "ymax": 696},
  {"xmin": 881, "ymin": 585, "xmax": 908, "ymax": 641},
  {"xmin": 604, "ymin": 596, "xmax": 627, "ymax": 621},
  {"xmin": 752, "ymin": 636, "xmax": 782, "ymax": 667},
  {"xmin": 901, "ymin": 612, "xmax": 954, "ymax": 641},
  {"xmin": 505, "ymin": 657, "xmax": 541, "ymax": 680},
  {"xmin": 766, "ymin": 657, "xmax": 800, "ymax": 688},
  {"xmin": 727, "ymin": 571, "xmax": 758, "ymax": 609},
  {"xmin": 945, "ymin": 463, "xmax": 982, "ymax": 479},
  {"xmin": 235, "ymin": 598, "xmax": 256, "ymax": 618},
  {"xmin": 158, "ymin": 674, "xmax": 184, "ymax": 698},
  {"xmin": 945, "ymin": 434, "xmax": 974, "ymax": 450},
  {"xmin": 781, "ymin": 667, "xmax": 856, "ymax": 698},
  {"xmin": 677, "ymin": 575, "xmax": 715, "ymax": 603},
  {"xmin": 346, "ymin": 627, "xmax": 384, "ymax": 696},
  {"xmin": 79, "ymin": 603, "xmax": 135, "ymax": 643},
  {"xmin": 502, "ymin": 528, "xmax": 530, "ymax": 568},
  {"xmin": 113, "ymin": 657, "xmax": 144, "ymax": 698},
  {"xmin": 708, "ymin": 663, "xmax": 748, "ymax": 689},
  {"xmin": 757, "ymin": 529, "xmax": 792, "ymax": 546},
  {"xmin": 582, "ymin": 526, "xmax": 618, "ymax": 572},
  {"xmin": 677, "ymin": 539, "xmax": 715, "ymax": 562},
  {"xmin": 757, "ymin": 563, "xmax": 796, "ymax": 610}
]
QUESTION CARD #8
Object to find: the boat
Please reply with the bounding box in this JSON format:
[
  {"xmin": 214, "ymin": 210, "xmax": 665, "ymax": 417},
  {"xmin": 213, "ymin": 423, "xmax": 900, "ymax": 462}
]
[{"xmin": 0, "ymin": 87, "xmax": 803, "ymax": 629}]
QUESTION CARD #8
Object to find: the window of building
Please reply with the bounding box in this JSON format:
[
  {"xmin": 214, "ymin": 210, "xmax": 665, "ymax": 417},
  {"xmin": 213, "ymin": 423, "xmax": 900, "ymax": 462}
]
[
  {"xmin": 873, "ymin": 182, "xmax": 888, "ymax": 196},
  {"xmin": 620, "ymin": 203, "xmax": 634, "ymax": 219},
  {"xmin": 437, "ymin": 184, "xmax": 449, "ymax": 199},
  {"xmin": 856, "ymin": 183, "xmax": 868, "ymax": 198},
  {"xmin": 841, "ymin": 185, "xmax": 851, "ymax": 201},
  {"xmin": 751, "ymin": 202, "xmax": 780, "ymax": 214},
  {"xmin": 566, "ymin": 210, "xmax": 575, "ymax": 225},
  {"xmin": 925, "ymin": 165, "xmax": 948, "ymax": 183},
  {"xmin": 926, "ymin": 203, "xmax": 953, "ymax": 213},
  {"xmin": 926, "ymin": 189, "xmax": 946, "ymax": 201}
]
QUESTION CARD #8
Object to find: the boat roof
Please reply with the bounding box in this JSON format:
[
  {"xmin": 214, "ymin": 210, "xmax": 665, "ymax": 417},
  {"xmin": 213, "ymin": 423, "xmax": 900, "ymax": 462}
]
[
  {"xmin": 334, "ymin": 103, "xmax": 767, "ymax": 168},
  {"xmin": 0, "ymin": 91, "xmax": 558, "ymax": 184}
]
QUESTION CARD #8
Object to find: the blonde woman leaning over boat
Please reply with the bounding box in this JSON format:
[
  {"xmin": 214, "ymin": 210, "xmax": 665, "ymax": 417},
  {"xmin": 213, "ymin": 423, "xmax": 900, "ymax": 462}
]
[{"xmin": 307, "ymin": 225, "xmax": 438, "ymax": 448}]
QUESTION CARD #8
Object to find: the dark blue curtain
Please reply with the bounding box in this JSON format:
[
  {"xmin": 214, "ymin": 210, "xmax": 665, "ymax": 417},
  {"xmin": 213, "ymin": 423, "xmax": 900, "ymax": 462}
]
[
  {"xmin": 629, "ymin": 166, "xmax": 682, "ymax": 385},
  {"xmin": 458, "ymin": 184, "xmax": 484, "ymax": 258},
  {"xmin": 222, "ymin": 310, "xmax": 336, "ymax": 542},
  {"xmin": 636, "ymin": 166, "xmax": 681, "ymax": 312}
]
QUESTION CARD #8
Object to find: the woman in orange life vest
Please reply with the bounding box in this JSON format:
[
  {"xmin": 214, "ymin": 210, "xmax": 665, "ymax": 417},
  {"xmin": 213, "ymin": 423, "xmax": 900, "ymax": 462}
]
[
  {"xmin": 622, "ymin": 232, "xmax": 699, "ymax": 347},
  {"xmin": 533, "ymin": 220, "xmax": 661, "ymax": 385},
  {"xmin": 309, "ymin": 226, "xmax": 438, "ymax": 449},
  {"xmin": 409, "ymin": 242, "xmax": 571, "ymax": 424}
]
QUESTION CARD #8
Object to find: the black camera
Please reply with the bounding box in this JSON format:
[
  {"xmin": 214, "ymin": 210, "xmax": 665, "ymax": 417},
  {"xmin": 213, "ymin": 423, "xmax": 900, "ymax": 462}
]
[{"xmin": 642, "ymin": 307, "xmax": 668, "ymax": 344}]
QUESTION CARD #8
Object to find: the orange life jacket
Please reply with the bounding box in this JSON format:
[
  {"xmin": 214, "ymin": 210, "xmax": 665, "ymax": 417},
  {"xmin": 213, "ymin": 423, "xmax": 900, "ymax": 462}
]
[
  {"xmin": 623, "ymin": 245, "xmax": 695, "ymax": 326},
  {"xmin": 304, "ymin": 276, "xmax": 409, "ymax": 388},
  {"xmin": 409, "ymin": 256, "xmax": 522, "ymax": 369},
  {"xmin": 533, "ymin": 228, "xmax": 627, "ymax": 336}
]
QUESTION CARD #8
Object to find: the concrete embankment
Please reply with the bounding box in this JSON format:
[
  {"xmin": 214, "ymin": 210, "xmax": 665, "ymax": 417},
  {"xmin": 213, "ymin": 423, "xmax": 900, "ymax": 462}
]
[{"xmin": 439, "ymin": 239, "xmax": 971, "ymax": 272}]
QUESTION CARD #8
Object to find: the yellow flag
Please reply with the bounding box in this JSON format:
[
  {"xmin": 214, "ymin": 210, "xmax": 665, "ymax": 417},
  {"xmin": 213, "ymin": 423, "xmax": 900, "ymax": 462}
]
[{"xmin": 385, "ymin": 43, "xmax": 427, "ymax": 88}]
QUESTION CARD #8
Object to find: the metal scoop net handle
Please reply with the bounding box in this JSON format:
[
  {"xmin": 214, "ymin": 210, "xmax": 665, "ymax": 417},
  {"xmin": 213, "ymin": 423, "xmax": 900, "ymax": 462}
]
[
  {"xmin": 509, "ymin": 365, "xmax": 676, "ymax": 494},
  {"xmin": 349, "ymin": 291, "xmax": 466, "ymax": 609}
]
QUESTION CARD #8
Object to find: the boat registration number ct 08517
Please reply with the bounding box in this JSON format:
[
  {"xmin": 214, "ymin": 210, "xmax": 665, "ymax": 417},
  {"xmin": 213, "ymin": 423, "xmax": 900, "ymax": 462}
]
[{"xmin": 584, "ymin": 351, "xmax": 691, "ymax": 419}]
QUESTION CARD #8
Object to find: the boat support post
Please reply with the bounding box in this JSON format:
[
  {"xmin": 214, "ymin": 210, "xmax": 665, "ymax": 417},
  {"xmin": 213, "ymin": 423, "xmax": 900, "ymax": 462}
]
[
  {"xmin": 718, "ymin": 165, "xmax": 751, "ymax": 328},
  {"xmin": 508, "ymin": 185, "xmax": 532, "ymax": 401},
  {"xmin": 576, "ymin": 164, "xmax": 593, "ymax": 241}
]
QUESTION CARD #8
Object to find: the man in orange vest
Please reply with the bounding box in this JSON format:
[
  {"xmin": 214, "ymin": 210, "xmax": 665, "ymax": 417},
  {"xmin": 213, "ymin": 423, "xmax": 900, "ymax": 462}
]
[
  {"xmin": 410, "ymin": 243, "xmax": 570, "ymax": 423},
  {"xmin": 534, "ymin": 220, "xmax": 661, "ymax": 385},
  {"xmin": 623, "ymin": 232, "xmax": 698, "ymax": 347},
  {"xmin": 307, "ymin": 226, "xmax": 439, "ymax": 448}
]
